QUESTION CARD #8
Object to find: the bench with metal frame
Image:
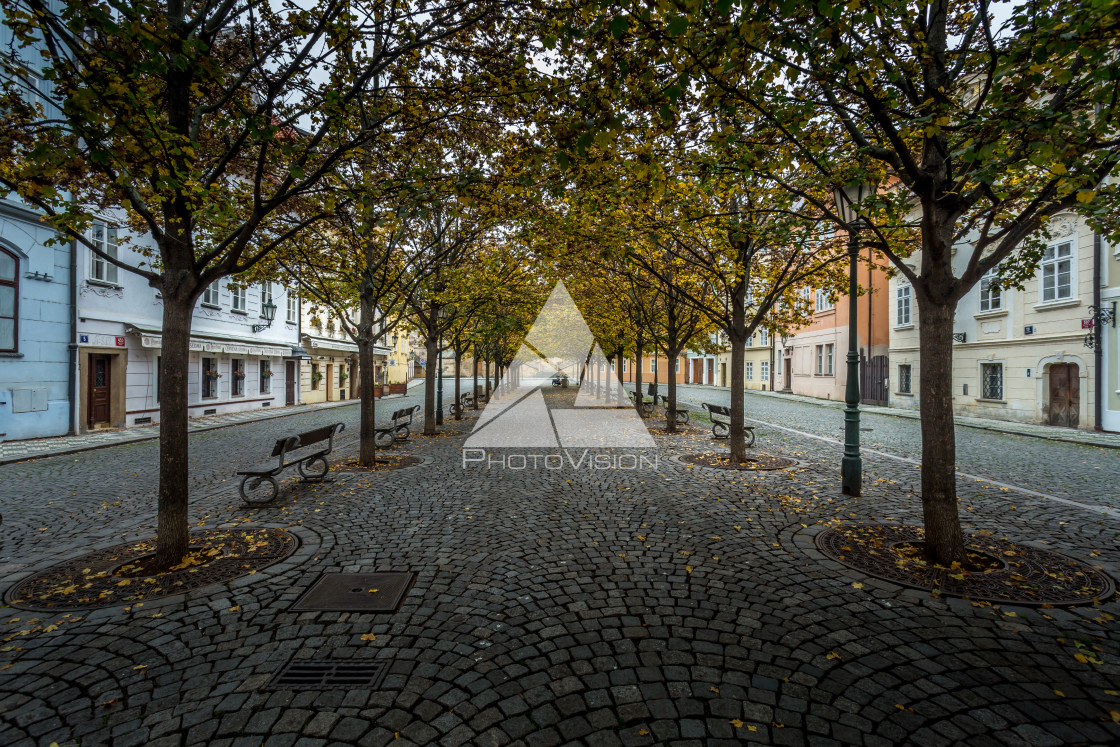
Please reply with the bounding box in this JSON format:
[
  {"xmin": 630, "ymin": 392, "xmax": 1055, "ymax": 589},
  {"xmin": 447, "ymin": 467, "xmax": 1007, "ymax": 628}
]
[
  {"xmin": 702, "ymin": 402, "xmax": 755, "ymax": 445},
  {"xmin": 655, "ymin": 394, "xmax": 690, "ymax": 424},
  {"xmin": 374, "ymin": 405, "xmax": 421, "ymax": 448},
  {"xmin": 627, "ymin": 389, "xmax": 655, "ymax": 415},
  {"xmin": 448, "ymin": 392, "xmax": 474, "ymax": 417},
  {"xmin": 237, "ymin": 422, "xmax": 345, "ymax": 504}
]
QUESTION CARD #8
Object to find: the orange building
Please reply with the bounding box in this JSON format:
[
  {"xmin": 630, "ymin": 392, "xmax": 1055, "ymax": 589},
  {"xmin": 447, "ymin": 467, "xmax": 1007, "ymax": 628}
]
[
  {"xmin": 613, "ymin": 354, "xmax": 689, "ymax": 387},
  {"xmin": 775, "ymin": 249, "xmax": 892, "ymax": 405}
]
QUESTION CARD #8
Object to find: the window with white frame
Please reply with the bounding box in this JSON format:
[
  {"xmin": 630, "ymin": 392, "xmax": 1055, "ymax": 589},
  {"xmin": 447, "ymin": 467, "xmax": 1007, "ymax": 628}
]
[
  {"xmin": 260, "ymin": 282, "xmax": 273, "ymax": 315},
  {"xmin": 760, "ymin": 328, "xmax": 768, "ymax": 346},
  {"xmin": 674, "ymin": 358, "xmax": 680, "ymax": 373},
  {"xmin": 898, "ymin": 364, "xmax": 912, "ymax": 394},
  {"xmin": 979, "ymin": 266, "xmax": 1002, "ymax": 312},
  {"xmin": 286, "ymin": 293, "xmax": 298, "ymax": 323},
  {"xmin": 761, "ymin": 361, "xmax": 769, "ymax": 382},
  {"xmin": 896, "ymin": 283, "xmax": 912, "ymax": 326},
  {"xmin": 623, "ymin": 359, "xmax": 628, "ymax": 373},
  {"xmin": 259, "ymin": 359, "xmax": 271, "ymax": 394},
  {"xmin": 745, "ymin": 361, "xmax": 754, "ymax": 380},
  {"xmin": 202, "ymin": 283, "xmax": 220, "ymax": 307},
  {"xmin": 981, "ymin": 362, "xmax": 1003, "ymax": 400},
  {"xmin": 650, "ymin": 357, "xmax": 656, "ymax": 372},
  {"xmin": 0, "ymin": 247, "xmax": 17, "ymax": 353},
  {"xmin": 815, "ymin": 289, "xmax": 834, "ymax": 312},
  {"xmin": 746, "ymin": 334, "xmax": 753, "ymax": 347},
  {"xmin": 815, "ymin": 345, "xmax": 824, "ymax": 375},
  {"xmin": 825, "ymin": 343, "xmax": 834, "ymax": 375},
  {"xmin": 1040, "ymin": 241, "xmax": 1073, "ymax": 302},
  {"xmin": 231, "ymin": 285, "xmax": 247, "ymax": 312},
  {"xmin": 89, "ymin": 221, "xmax": 119, "ymax": 284}
]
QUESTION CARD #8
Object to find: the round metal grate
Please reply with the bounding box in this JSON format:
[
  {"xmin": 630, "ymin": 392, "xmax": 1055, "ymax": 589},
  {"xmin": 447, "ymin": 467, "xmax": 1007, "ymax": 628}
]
[
  {"xmin": 5, "ymin": 527, "xmax": 298, "ymax": 611},
  {"xmin": 815, "ymin": 525, "xmax": 1115, "ymax": 607}
]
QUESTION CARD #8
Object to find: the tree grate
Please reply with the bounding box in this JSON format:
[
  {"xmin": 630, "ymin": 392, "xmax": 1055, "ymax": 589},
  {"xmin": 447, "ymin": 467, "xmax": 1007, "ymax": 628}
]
[{"xmin": 266, "ymin": 658, "xmax": 389, "ymax": 690}]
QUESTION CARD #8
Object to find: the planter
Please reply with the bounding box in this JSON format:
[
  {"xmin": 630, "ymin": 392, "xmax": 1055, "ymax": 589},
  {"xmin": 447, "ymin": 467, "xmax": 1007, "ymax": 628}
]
[{"xmin": 388, "ymin": 383, "xmax": 407, "ymax": 394}]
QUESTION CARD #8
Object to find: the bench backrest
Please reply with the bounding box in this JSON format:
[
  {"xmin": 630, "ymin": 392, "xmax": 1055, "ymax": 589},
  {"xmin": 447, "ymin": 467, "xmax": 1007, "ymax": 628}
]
[
  {"xmin": 270, "ymin": 422, "xmax": 345, "ymax": 458},
  {"xmin": 702, "ymin": 403, "xmax": 731, "ymax": 418},
  {"xmin": 391, "ymin": 405, "xmax": 420, "ymax": 421}
]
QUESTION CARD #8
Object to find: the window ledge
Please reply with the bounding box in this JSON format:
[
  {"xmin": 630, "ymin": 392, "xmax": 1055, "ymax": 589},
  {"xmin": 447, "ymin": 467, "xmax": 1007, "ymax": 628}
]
[
  {"xmin": 86, "ymin": 278, "xmax": 122, "ymax": 290},
  {"xmin": 201, "ymin": 302, "xmax": 221, "ymax": 310},
  {"xmin": 231, "ymin": 309, "xmax": 248, "ymax": 316},
  {"xmin": 976, "ymin": 398, "xmax": 1006, "ymax": 404},
  {"xmin": 894, "ymin": 324, "xmax": 915, "ymax": 331},
  {"xmin": 894, "ymin": 391, "xmax": 914, "ymax": 396},
  {"xmin": 815, "ymin": 308, "xmax": 837, "ymax": 316},
  {"xmin": 0, "ymin": 352, "xmax": 24, "ymax": 358},
  {"xmin": 974, "ymin": 309, "xmax": 1007, "ymax": 320},
  {"xmin": 1034, "ymin": 299, "xmax": 1080, "ymax": 311}
]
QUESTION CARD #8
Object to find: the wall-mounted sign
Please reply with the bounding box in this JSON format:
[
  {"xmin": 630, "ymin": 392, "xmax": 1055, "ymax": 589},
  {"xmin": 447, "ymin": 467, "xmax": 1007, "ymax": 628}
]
[
  {"xmin": 1082, "ymin": 318, "xmax": 1094, "ymax": 329},
  {"xmin": 1024, "ymin": 325, "xmax": 1035, "ymax": 335},
  {"xmin": 78, "ymin": 333, "xmax": 126, "ymax": 347}
]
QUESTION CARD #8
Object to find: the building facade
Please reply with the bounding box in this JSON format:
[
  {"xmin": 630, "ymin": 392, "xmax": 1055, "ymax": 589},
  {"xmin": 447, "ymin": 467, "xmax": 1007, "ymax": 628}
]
[
  {"xmin": 74, "ymin": 221, "xmax": 302, "ymax": 431},
  {"xmin": 775, "ymin": 251, "xmax": 891, "ymax": 405},
  {"xmin": 386, "ymin": 330, "xmax": 419, "ymax": 385},
  {"xmin": 888, "ymin": 212, "xmax": 1107, "ymax": 431},
  {"xmin": 299, "ymin": 306, "xmax": 389, "ymax": 403},
  {"xmin": 1101, "ymin": 230, "xmax": 1120, "ymax": 432}
]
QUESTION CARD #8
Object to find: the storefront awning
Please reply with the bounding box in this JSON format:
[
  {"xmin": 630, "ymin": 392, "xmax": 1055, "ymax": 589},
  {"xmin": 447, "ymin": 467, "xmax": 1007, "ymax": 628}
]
[
  {"xmin": 302, "ymin": 334, "xmax": 390, "ymax": 358},
  {"xmin": 126, "ymin": 325, "xmax": 292, "ymax": 358}
]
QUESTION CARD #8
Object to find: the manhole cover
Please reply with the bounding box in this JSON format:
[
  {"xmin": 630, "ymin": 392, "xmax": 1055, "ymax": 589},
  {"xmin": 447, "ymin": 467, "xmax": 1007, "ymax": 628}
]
[
  {"xmin": 266, "ymin": 657, "xmax": 389, "ymax": 690},
  {"xmin": 292, "ymin": 572, "xmax": 415, "ymax": 612}
]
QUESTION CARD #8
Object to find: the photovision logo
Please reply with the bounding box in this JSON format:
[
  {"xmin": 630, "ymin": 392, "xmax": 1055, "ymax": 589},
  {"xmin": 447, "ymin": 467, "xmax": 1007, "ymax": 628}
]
[{"xmin": 462, "ymin": 281, "xmax": 657, "ymax": 471}]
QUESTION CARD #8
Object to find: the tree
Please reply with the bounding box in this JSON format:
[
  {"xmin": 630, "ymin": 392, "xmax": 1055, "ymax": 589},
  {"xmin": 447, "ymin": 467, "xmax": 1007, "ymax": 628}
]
[
  {"xmin": 0, "ymin": 0, "xmax": 516, "ymax": 566},
  {"xmin": 587, "ymin": 0, "xmax": 1120, "ymax": 564}
]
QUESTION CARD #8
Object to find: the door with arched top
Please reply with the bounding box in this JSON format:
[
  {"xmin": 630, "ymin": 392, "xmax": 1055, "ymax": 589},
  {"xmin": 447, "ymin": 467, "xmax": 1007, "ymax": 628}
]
[{"xmin": 1048, "ymin": 363, "xmax": 1080, "ymax": 427}]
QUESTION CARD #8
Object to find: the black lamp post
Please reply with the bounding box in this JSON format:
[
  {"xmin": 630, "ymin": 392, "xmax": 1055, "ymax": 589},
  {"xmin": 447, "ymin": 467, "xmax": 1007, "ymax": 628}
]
[
  {"xmin": 252, "ymin": 299, "xmax": 277, "ymax": 333},
  {"xmin": 436, "ymin": 308, "xmax": 447, "ymax": 425},
  {"xmin": 833, "ymin": 182, "xmax": 873, "ymax": 497}
]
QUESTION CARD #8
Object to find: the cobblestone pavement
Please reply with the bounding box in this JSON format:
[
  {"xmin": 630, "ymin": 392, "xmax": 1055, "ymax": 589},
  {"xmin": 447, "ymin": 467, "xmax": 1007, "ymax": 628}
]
[
  {"xmin": 668, "ymin": 384, "xmax": 1120, "ymax": 513},
  {"xmin": 1, "ymin": 385, "xmax": 1119, "ymax": 747}
]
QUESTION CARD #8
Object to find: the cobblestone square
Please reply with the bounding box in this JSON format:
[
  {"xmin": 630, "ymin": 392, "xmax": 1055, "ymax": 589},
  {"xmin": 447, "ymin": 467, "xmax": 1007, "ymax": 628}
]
[{"xmin": 1, "ymin": 387, "xmax": 1119, "ymax": 746}]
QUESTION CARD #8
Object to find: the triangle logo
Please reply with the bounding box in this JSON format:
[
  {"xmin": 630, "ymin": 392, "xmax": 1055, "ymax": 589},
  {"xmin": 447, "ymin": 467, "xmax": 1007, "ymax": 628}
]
[{"xmin": 464, "ymin": 281, "xmax": 655, "ymax": 450}]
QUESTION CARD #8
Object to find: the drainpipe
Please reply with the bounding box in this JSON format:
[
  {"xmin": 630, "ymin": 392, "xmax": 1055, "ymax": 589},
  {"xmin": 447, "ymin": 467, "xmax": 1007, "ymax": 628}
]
[
  {"xmin": 68, "ymin": 238, "xmax": 79, "ymax": 435},
  {"xmin": 1094, "ymin": 232, "xmax": 1103, "ymax": 431}
]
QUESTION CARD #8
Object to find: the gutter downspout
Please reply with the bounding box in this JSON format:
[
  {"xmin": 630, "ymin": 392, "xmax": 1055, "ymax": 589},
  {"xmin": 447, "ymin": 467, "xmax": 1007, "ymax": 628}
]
[
  {"xmin": 68, "ymin": 238, "xmax": 79, "ymax": 435},
  {"xmin": 1094, "ymin": 232, "xmax": 1103, "ymax": 431}
]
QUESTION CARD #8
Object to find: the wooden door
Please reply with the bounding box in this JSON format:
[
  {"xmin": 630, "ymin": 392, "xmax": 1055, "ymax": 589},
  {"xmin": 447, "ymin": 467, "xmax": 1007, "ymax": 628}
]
[
  {"xmin": 783, "ymin": 353, "xmax": 792, "ymax": 390},
  {"xmin": 1049, "ymin": 363, "xmax": 1080, "ymax": 427},
  {"xmin": 87, "ymin": 354, "xmax": 111, "ymax": 427},
  {"xmin": 285, "ymin": 361, "xmax": 296, "ymax": 405}
]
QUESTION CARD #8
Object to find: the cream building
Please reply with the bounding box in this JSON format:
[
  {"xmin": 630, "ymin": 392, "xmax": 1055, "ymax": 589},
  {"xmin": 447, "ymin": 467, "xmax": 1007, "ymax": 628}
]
[
  {"xmin": 387, "ymin": 329, "xmax": 419, "ymax": 386},
  {"xmin": 713, "ymin": 328, "xmax": 774, "ymax": 390},
  {"xmin": 1098, "ymin": 231, "xmax": 1119, "ymax": 432},
  {"xmin": 300, "ymin": 305, "xmax": 389, "ymax": 403},
  {"xmin": 888, "ymin": 212, "xmax": 1108, "ymax": 431}
]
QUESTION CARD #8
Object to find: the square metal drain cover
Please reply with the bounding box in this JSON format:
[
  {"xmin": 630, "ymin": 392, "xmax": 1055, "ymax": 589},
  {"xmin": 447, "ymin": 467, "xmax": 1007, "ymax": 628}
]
[
  {"xmin": 266, "ymin": 658, "xmax": 389, "ymax": 690},
  {"xmin": 291, "ymin": 572, "xmax": 415, "ymax": 612}
]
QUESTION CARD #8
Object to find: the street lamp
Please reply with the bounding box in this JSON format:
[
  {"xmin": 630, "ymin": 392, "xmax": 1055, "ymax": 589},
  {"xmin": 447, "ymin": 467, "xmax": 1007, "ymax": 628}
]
[
  {"xmin": 252, "ymin": 299, "xmax": 277, "ymax": 333},
  {"xmin": 436, "ymin": 307, "xmax": 448, "ymax": 425},
  {"xmin": 833, "ymin": 181, "xmax": 874, "ymax": 497}
]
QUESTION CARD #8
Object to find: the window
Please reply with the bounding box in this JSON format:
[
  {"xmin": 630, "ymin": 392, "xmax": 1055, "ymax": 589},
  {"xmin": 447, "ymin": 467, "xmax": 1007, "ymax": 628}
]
[
  {"xmin": 231, "ymin": 286, "xmax": 247, "ymax": 313},
  {"xmin": 815, "ymin": 289, "xmax": 834, "ymax": 312},
  {"xmin": 896, "ymin": 284, "xmax": 912, "ymax": 326},
  {"xmin": 260, "ymin": 282, "xmax": 273, "ymax": 316},
  {"xmin": 1041, "ymin": 241, "xmax": 1073, "ymax": 302},
  {"xmin": 775, "ymin": 355, "xmax": 782, "ymax": 378},
  {"xmin": 674, "ymin": 358, "xmax": 680, "ymax": 374},
  {"xmin": 761, "ymin": 361, "xmax": 769, "ymax": 382},
  {"xmin": 650, "ymin": 357, "xmax": 656, "ymax": 373},
  {"xmin": 311, "ymin": 362, "xmax": 320, "ymax": 390},
  {"xmin": 760, "ymin": 329, "xmax": 768, "ymax": 346},
  {"xmin": 898, "ymin": 364, "xmax": 912, "ymax": 394},
  {"xmin": 202, "ymin": 283, "xmax": 220, "ymax": 307},
  {"xmin": 825, "ymin": 344, "xmax": 834, "ymax": 375},
  {"xmin": 745, "ymin": 361, "xmax": 754, "ymax": 380},
  {"xmin": 623, "ymin": 359, "xmax": 628, "ymax": 373},
  {"xmin": 981, "ymin": 362, "xmax": 1003, "ymax": 400},
  {"xmin": 816, "ymin": 345, "xmax": 824, "ymax": 375},
  {"xmin": 89, "ymin": 221, "xmax": 119, "ymax": 284},
  {"xmin": 746, "ymin": 335, "xmax": 753, "ymax": 347},
  {"xmin": 202, "ymin": 357, "xmax": 218, "ymax": 398},
  {"xmin": 231, "ymin": 359, "xmax": 245, "ymax": 396},
  {"xmin": 287, "ymin": 293, "xmax": 298, "ymax": 323},
  {"xmin": 259, "ymin": 360, "xmax": 271, "ymax": 394},
  {"xmin": 0, "ymin": 247, "xmax": 17, "ymax": 352},
  {"xmin": 979, "ymin": 266, "xmax": 1002, "ymax": 312}
]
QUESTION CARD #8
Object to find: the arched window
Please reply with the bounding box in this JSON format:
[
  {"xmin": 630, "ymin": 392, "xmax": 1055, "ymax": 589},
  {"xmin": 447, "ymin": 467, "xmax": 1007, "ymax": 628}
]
[{"xmin": 0, "ymin": 247, "xmax": 17, "ymax": 352}]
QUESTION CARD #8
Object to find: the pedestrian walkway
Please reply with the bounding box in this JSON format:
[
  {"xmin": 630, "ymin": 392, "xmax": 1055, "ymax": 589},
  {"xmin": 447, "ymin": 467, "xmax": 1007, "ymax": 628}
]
[
  {"xmin": 676, "ymin": 383, "xmax": 1120, "ymax": 449},
  {"xmin": 0, "ymin": 398, "xmax": 378, "ymax": 465}
]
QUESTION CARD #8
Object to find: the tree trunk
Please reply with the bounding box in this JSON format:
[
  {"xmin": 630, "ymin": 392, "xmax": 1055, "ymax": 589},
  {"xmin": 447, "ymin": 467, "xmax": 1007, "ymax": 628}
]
[
  {"xmin": 729, "ymin": 281, "xmax": 748, "ymax": 463},
  {"xmin": 472, "ymin": 348, "xmax": 479, "ymax": 409},
  {"xmin": 485, "ymin": 357, "xmax": 491, "ymax": 401},
  {"xmin": 424, "ymin": 335, "xmax": 438, "ymax": 435},
  {"xmin": 357, "ymin": 301, "xmax": 378, "ymax": 466},
  {"xmin": 916, "ymin": 297, "xmax": 966, "ymax": 564},
  {"xmin": 666, "ymin": 349, "xmax": 679, "ymax": 434},
  {"xmin": 634, "ymin": 329, "xmax": 644, "ymax": 414},
  {"xmin": 453, "ymin": 346, "xmax": 462, "ymax": 420},
  {"xmin": 154, "ymin": 293, "xmax": 192, "ymax": 568}
]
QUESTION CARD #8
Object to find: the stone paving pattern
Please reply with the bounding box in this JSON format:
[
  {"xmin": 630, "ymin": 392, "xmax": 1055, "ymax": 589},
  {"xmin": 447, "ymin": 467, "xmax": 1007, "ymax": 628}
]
[{"xmin": 1, "ymin": 386, "xmax": 1119, "ymax": 746}]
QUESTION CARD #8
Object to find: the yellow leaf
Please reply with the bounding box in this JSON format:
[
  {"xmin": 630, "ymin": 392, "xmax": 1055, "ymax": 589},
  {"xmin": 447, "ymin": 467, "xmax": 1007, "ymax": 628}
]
[
  {"xmin": 748, "ymin": 725, "xmax": 757, "ymax": 732},
  {"xmin": 1111, "ymin": 711, "xmax": 1120, "ymax": 723},
  {"xmin": 851, "ymin": 582, "xmax": 863, "ymax": 589},
  {"xmin": 639, "ymin": 728, "xmax": 649, "ymax": 735},
  {"xmin": 133, "ymin": 664, "xmax": 147, "ymax": 670},
  {"xmin": 1054, "ymin": 690, "xmax": 1064, "ymax": 697},
  {"xmin": 368, "ymin": 589, "xmax": 379, "ymax": 594},
  {"xmin": 826, "ymin": 652, "xmax": 841, "ymax": 660},
  {"xmin": 1077, "ymin": 190, "xmax": 1095, "ymax": 204},
  {"xmin": 685, "ymin": 566, "xmax": 692, "ymax": 574},
  {"xmin": 360, "ymin": 634, "xmax": 377, "ymax": 642},
  {"xmin": 729, "ymin": 719, "xmax": 744, "ymax": 728},
  {"xmin": 710, "ymin": 686, "xmax": 719, "ymax": 694},
  {"xmin": 228, "ymin": 606, "xmax": 240, "ymax": 612}
]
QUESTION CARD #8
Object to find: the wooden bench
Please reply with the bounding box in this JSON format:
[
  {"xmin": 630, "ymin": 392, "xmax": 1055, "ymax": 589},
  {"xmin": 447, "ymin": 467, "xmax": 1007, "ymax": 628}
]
[
  {"xmin": 656, "ymin": 394, "xmax": 690, "ymax": 424},
  {"xmin": 702, "ymin": 402, "xmax": 755, "ymax": 445},
  {"xmin": 237, "ymin": 422, "xmax": 344, "ymax": 504},
  {"xmin": 374, "ymin": 405, "xmax": 421, "ymax": 448}
]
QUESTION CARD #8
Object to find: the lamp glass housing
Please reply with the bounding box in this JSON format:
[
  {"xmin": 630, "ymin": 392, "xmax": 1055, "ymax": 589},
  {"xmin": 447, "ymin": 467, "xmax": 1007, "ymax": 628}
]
[{"xmin": 833, "ymin": 183, "xmax": 873, "ymax": 226}]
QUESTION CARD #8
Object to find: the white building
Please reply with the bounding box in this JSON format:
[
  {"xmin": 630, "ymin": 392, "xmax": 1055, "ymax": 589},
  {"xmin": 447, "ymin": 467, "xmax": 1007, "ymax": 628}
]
[{"xmin": 75, "ymin": 219, "xmax": 302, "ymax": 431}]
